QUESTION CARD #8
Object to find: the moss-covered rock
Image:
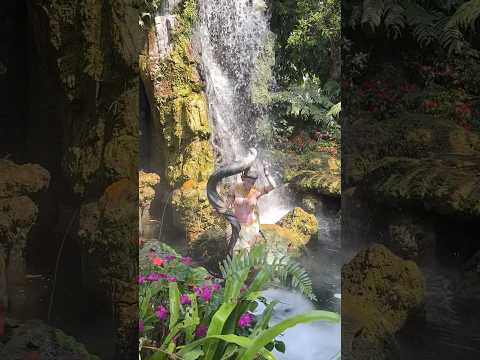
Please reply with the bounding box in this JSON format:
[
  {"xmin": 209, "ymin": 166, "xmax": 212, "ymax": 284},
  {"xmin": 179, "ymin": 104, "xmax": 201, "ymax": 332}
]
[
  {"xmin": 277, "ymin": 207, "xmax": 318, "ymax": 246},
  {"xmin": 139, "ymin": 171, "xmax": 161, "ymax": 209},
  {"xmin": 259, "ymin": 224, "xmax": 304, "ymax": 256},
  {"xmin": 0, "ymin": 160, "xmax": 50, "ymax": 199},
  {"xmin": 0, "ymin": 160, "xmax": 50, "ymax": 307},
  {"xmin": 140, "ymin": 1, "xmax": 212, "ymax": 189},
  {"xmin": 78, "ymin": 178, "xmax": 138, "ymax": 357},
  {"xmin": 342, "ymin": 244, "xmax": 425, "ymax": 360},
  {"xmin": 0, "ymin": 319, "xmax": 100, "ymax": 360},
  {"xmin": 190, "ymin": 227, "xmax": 229, "ymax": 275},
  {"xmin": 139, "ymin": 171, "xmax": 161, "ymax": 238},
  {"xmin": 284, "ymin": 151, "xmax": 340, "ymax": 197},
  {"xmin": 171, "ymin": 180, "xmax": 225, "ymax": 242},
  {"xmin": 139, "ymin": 1, "xmax": 216, "ymax": 245}
]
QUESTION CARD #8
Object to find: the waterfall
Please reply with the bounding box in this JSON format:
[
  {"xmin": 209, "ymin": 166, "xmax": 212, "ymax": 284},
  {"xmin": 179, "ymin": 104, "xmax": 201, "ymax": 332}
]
[
  {"xmin": 197, "ymin": 0, "xmax": 269, "ymax": 164},
  {"xmin": 196, "ymin": 0, "xmax": 293, "ymax": 222}
]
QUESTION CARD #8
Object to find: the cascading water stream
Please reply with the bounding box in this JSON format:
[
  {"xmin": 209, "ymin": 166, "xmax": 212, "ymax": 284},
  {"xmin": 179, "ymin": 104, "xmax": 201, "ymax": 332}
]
[{"xmin": 197, "ymin": 0, "xmax": 269, "ymax": 165}]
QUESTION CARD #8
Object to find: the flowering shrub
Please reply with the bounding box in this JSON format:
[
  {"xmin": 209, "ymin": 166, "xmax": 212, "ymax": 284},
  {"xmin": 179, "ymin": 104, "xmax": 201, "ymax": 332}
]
[{"xmin": 139, "ymin": 244, "xmax": 340, "ymax": 360}]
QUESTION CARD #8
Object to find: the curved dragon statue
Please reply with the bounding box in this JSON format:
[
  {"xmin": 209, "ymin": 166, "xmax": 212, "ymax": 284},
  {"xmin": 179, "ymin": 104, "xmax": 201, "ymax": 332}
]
[{"xmin": 206, "ymin": 148, "xmax": 258, "ymax": 255}]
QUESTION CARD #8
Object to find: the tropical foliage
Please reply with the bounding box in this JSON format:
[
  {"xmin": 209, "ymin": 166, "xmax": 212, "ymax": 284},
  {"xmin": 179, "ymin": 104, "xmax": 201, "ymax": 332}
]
[
  {"xmin": 139, "ymin": 244, "xmax": 340, "ymax": 360},
  {"xmin": 344, "ymin": 0, "xmax": 480, "ymax": 55},
  {"xmin": 269, "ymin": 0, "xmax": 341, "ymax": 147}
]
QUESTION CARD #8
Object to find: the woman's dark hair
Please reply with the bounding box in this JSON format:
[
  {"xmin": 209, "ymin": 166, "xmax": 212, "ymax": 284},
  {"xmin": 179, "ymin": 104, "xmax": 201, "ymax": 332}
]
[{"xmin": 241, "ymin": 167, "xmax": 258, "ymax": 179}]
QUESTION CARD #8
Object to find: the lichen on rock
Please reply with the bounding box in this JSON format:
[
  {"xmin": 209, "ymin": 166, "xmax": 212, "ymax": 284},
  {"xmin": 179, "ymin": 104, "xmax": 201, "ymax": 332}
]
[
  {"xmin": 277, "ymin": 207, "xmax": 318, "ymax": 245},
  {"xmin": 342, "ymin": 244, "xmax": 425, "ymax": 360},
  {"xmin": 171, "ymin": 180, "xmax": 225, "ymax": 242}
]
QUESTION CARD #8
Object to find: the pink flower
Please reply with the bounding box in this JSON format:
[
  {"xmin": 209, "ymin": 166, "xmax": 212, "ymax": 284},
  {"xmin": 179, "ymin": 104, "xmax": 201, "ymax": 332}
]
[
  {"xmin": 200, "ymin": 286, "xmax": 213, "ymax": 302},
  {"xmin": 180, "ymin": 294, "xmax": 191, "ymax": 305},
  {"xmin": 193, "ymin": 286, "xmax": 213, "ymax": 302},
  {"xmin": 193, "ymin": 287, "xmax": 202, "ymax": 296},
  {"xmin": 138, "ymin": 275, "xmax": 146, "ymax": 285},
  {"xmin": 167, "ymin": 275, "xmax": 177, "ymax": 283},
  {"xmin": 238, "ymin": 313, "xmax": 254, "ymax": 328},
  {"xmin": 165, "ymin": 255, "xmax": 177, "ymax": 262},
  {"xmin": 181, "ymin": 256, "xmax": 193, "ymax": 265},
  {"xmin": 212, "ymin": 283, "xmax": 221, "ymax": 291},
  {"xmin": 155, "ymin": 305, "xmax": 168, "ymax": 321},
  {"xmin": 195, "ymin": 324, "xmax": 208, "ymax": 338}
]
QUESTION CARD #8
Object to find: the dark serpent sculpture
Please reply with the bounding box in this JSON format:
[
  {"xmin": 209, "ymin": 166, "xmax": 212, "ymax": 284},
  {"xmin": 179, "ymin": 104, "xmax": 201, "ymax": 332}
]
[{"xmin": 207, "ymin": 148, "xmax": 258, "ymax": 256}]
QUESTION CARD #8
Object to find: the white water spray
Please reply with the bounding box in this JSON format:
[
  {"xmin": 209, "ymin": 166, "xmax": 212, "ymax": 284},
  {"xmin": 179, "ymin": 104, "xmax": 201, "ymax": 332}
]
[{"xmin": 255, "ymin": 288, "xmax": 341, "ymax": 360}]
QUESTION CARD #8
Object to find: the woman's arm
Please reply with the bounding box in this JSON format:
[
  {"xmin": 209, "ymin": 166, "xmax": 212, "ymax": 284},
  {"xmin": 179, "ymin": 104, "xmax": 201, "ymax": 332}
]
[{"xmin": 257, "ymin": 162, "xmax": 277, "ymax": 198}]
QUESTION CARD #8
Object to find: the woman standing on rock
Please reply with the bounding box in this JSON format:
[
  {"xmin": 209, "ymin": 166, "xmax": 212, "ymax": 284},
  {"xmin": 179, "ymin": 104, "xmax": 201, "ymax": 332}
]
[{"xmin": 226, "ymin": 164, "xmax": 277, "ymax": 253}]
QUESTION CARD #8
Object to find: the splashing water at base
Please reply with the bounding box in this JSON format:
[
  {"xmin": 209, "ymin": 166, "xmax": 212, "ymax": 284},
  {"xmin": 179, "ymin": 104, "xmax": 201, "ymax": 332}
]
[{"xmin": 254, "ymin": 288, "xmax": 341, "ymax": 360}]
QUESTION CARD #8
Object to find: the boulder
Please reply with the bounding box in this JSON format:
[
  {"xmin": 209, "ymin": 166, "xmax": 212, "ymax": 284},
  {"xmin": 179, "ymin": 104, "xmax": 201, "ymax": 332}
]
[
  {"xmin": 342, "ymin": 244, "xmax": 425, "ymax": 360},
  {"xmin": 190, "ymin": 227, "xmax": 229, "ymax": 275},
  {"xmin": 260, "ymin": 224, "xmax": 304, "ymax": 255},
  {"xmin": 277, "ymin": 207, "xmax": 318, "ymax": 246},
  {"xmin": 0, "ymin": 160, "xmax": 50, "ymax": 308},
  {"xmin": 0, "ymin": 160, "xmax": 50, "ymax": 199},
  {"xmin": 171, "ymin": 180, "xmax": 225, "ymax": 243},
  {"xmin": 0, "ymin": 319, "xmax": 99, "ymax": 360}
]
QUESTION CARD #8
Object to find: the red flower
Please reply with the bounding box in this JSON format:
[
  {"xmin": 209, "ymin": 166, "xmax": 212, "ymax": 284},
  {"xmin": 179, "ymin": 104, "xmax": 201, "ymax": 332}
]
[{"xmin": 152, "ymin": 257, "xmax": 164, "ymax": 266}]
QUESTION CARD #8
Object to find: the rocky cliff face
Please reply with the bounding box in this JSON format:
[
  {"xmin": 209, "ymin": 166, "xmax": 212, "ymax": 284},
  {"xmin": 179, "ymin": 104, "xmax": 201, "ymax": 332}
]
[
  {"xmin": 139, "ymin": 0, "xmax": 222, "ymax": 243},
  {"xmin": 22, "ymin": 0, "xmax": 145, "ymax": 357},
  {"xmin": 0, "ymin": 160, "xmax": 50, "ymax": 309}
]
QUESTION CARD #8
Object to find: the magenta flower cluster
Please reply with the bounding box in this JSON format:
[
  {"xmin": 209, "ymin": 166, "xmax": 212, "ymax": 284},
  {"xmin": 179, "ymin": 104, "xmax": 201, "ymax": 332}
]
[
  {"xmin": 138, "ymin": 273, "xmax": 177, "ymax": 284},
  {"xmin": 156, "ymin": 305, "xmax": 168, "ymax": 321},
  {"xmin": 195, "ymin": 324, "xmax": 208, "ymax": 338},
  {"xmin": 238, "ymin": 312, "xmax": 254, "ymax": 328},
  {"xmin": 180, "ymin": 294, "xmax": 191, "ymax": 305},
  {"xmin": 193, "ymin": 282, "xmax": 221, "ymax": 302}
]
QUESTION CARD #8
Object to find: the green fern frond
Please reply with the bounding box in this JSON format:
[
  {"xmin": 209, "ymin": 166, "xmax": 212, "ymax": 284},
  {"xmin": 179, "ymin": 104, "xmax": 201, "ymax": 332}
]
[
  {"xmin": 220, "ymin": 245, "xmax": 317, "ymax": 301},
  {"xmin": 384, "ymin": 2, "xmax": 405, "ymax": 38},
  {"xmin": 448, "ymin": 0, "xmax": 480, "ymax": 30},
  {"xmin": 350, "ymin": 0, "xmax": 474, "ymax": 54},
  {"xmin": 362, "ymin": 0, "xmax": 385, "ymax": 29}
]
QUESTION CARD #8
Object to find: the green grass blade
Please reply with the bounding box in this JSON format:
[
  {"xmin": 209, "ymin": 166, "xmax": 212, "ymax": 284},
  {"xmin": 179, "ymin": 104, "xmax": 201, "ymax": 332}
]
[{"xmin": 169, "ymin": 282, "xmax": 181, "ymax": 330}]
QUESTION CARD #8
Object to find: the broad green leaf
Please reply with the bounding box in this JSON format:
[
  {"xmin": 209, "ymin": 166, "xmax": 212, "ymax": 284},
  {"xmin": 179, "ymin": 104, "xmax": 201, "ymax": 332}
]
[
  {"xmin": 239, "ymin": 310, "xmax": 340, "ymax": 360},
  {"xmin": 182, "ymin": 349, "xmax": 204, "ymax": 360},
  {"xmin": 178, "ymin": 334, "xmax": 275, "ymax": 360},
  {"xmin": 203, "ymin": 303, "xmax": 237, "ymax": 360}
]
